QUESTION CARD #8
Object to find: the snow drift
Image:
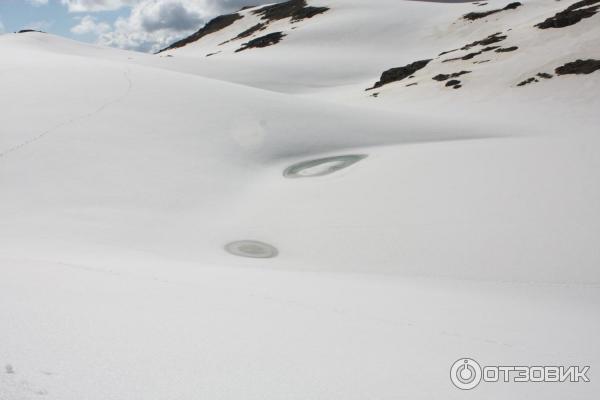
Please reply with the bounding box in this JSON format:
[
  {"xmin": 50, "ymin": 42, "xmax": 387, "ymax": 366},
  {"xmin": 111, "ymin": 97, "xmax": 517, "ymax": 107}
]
[{"xmin": 1, "ymin": 1, "xmax": 599, "ymax": 399}]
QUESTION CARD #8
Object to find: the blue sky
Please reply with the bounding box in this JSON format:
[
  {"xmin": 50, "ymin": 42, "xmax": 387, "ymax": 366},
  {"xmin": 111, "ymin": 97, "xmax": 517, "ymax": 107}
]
[
  {"xmin": 0, "ymin": 0, "xmax": 275, "ymax": 52},
  {"xmin": 0, "ymin": 1, "xmax": 128, "ymax": 44}
]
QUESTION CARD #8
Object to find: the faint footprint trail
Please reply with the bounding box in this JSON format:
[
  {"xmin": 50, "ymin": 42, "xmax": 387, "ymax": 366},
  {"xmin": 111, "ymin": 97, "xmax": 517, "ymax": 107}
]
[{"xmin": 0, "ymin": 67, "xmax": 133, "ymax": 159}]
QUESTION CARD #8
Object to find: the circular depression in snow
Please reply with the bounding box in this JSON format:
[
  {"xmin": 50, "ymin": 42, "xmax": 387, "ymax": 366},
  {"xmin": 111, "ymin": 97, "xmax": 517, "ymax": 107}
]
[
  {"xmin": 283, "ymin": 154, "xmax": 367, "ymax": 178},
  {"xmin": 225, "ymin": 240, "xmax": 279, "ymax": 259}
]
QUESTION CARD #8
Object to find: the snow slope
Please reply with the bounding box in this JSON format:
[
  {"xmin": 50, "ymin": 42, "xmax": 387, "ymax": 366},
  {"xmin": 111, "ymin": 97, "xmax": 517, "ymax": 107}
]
[{"xmin": 1, "ymin": 1, "xmax": 599, "ymax": 399}]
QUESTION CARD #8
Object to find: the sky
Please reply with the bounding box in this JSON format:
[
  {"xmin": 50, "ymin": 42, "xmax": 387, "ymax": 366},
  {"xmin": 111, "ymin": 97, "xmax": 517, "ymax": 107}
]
[{"xmin": 0, "ymin": 0, "xmax": 277, "ymax": 53}]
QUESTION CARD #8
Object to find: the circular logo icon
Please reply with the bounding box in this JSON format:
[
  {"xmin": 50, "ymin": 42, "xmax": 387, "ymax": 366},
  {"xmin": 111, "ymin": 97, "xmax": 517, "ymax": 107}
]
[{"xmin": 450, "ymin": 358, "xmax": 482, "ymax": 390}]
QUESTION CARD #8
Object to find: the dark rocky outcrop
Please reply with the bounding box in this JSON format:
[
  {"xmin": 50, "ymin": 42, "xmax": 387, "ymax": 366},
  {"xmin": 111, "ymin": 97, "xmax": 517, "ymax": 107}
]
[
  {"xmin": 481, "ymin": 45, "xmax": 501, "ymax": 52},
  {"xmin": 535, "ymin": 1, "xmax": 599, "ymax": 29},
  {"xmin": 495, "ymin": 46, "xmax": 518, "ymax": 52},
  {"xmin": 432, "ymin": 71, "xmax": 471, "ymax": 81},
  {"xmin": 253, "ymin": 0, "xmax": 329, "ymax": 22},
  {"xmin": 517, "ymin": 77, "xmax": 538, "ymax": 86},
  {"xmin": 158, "ymin": 13, "xmax": 243, "ymax": 53},
  {"xmin": 446, "ymin": 79, "xmax": 461, "ymax": 87},
  {"xmin": 236, "ymin": 32, "xmax": 286, "ymax": 52},
  {"xmin": 462, "ymin": 33, "xmax": 507, "ymax": 50},
  {"xmin": 518, "ymin": 60, "xmax": 600, "ymax": 87},
  {"xmin": 367, "ymin": 59, "xmax": 432, "ymax": 90},
  {"xmin": 437, "ymin": 33, "xmax": 506, "ymax": 60},
  {"xmin": 439, "ymin": 49, "xmax": 458, "ymax": 56},
  {"xmin": 443, "ymin": 51, "xmax": 483, "ymax": 62},
  {"xmin": 555, "ymin": 59, "xmax": 600, "ymax": 75},
  {"xmin": 233, "ymin": 23, "xmax": 267, "ymax": 40},
  {"xmin": 442, "ymin": 32, "xmax": 509, "ymax": 62},
  {"xmin": 517, "ymin": 71, "xmax": 556, "ymax": 87},
  {"xmin": 565, "ymin": 0, "xmax": 600, "ymax": 10},
  {"xmin": 17, "ymin": 29, "xmax": 44, "ymax": 33},
  {"xmin": 463, "ymin": 2, "xmax": 522, "ymax": 21}
]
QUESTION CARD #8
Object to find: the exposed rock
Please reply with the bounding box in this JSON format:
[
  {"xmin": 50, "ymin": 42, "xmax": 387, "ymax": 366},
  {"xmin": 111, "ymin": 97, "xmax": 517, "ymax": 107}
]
[
  {"xmin": 236, "ymin": 32, "xmax": 286, "ymax": 52},
  {"xmin": 291, "ymin": 5, "xmax": 330, "ymax": 21},
  {"xmin": 555, "ymin": 59, "xmax": 600, "ymax": 75},
  {"xmin": 495, "ymin": 46, "xmax": 519, "ymax": 52},
  {"xmin": 253, "ymin": 0, "xmax": 329, "ymax": 23},
  {"xmin": 17, "ymin": 29, "xmax": 44, "ymax": 34},
  {"xmin": 367, "ymin": 59, "xmax": 432, "ymax": 90},
  {"xmin": 158, "ymin": 13, "xmax": 243, "ymax": 53},
  {"xmin": 537, "ymin": 72, "xmax": 553, "ymax": 79},
  {"xmin": 433, "ymin": 74, "xmax": 450, "ymax": 81},
  {"xmin": 535, "ymin": 3, "xmax": 599, "ymax": 29},
  {"xmin": 221, "ymin": 23, "xmax": 267, "ymax": 44},
  {"xmin": 443, "ymin": 51, "xmax": 482, "ymax": 62},
  {"xmin": 463, "ymin": 2, "xmax": 522, "ymax": 21},
  {"xmin": 462, "ymin": 33, "xmax": 507, "ymax": 50},
  {"xmin": 446, "ymin": 79, "xmax": 461, "ymax": 87},
  {"xmin": 517, "ymin": 77, "xmax": 538, "ymax": 86},
  {"xmin": 438, "ymin": 32, "xmax": 506, "ymax": 59},
  {"xmin": 432, "ymin": 71, "xmax": 471, "ymax": 81},
  {"xmin": 565, "ymin": 0, "xmax": 600, "ymax": 11},
  {"xmin": 439, "ymin": 49, "xmax": 458, "ymax": 56},
  {"xmin": 406, "ymin": 83, "xmax": 419, "ymax": 87},
  {"xmin": 453, "ymin": 84, "xmax": 463, "ymax": 89},
  {"xmin": 233, "ymin": 23, "xmax": 267, "ymax": 40},
  {"xmin": 481, "ymin": 46, "xmax": 501, "ymax": 52}
]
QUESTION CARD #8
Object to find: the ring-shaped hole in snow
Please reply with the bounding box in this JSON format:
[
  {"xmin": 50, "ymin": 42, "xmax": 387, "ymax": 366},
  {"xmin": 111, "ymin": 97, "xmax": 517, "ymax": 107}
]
[
  {"xmin": 283, "ymin": 154, "xmax": 367, "ymax": 178},
  {"xmin": 225, "ymin": 240, "xmax": 279, "ymax": 259}
]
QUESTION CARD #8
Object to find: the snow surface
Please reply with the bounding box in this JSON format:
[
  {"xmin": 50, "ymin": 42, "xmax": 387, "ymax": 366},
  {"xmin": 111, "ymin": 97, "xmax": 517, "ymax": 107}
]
[{"xmin": 1, "ymin": 0, "xmax": 599, "ymax": 399}]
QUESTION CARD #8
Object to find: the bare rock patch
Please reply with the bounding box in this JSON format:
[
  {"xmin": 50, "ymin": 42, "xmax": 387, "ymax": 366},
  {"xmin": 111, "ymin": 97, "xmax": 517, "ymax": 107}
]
[
  {"xmin": 253, "ymin": 0, "xmax": 329, "ymax": 23},
  {"xmin": 236, "ymin": 32, "xmax": 286, "ymax": 52},
  {"xmin": 535, "ymin": 0, "xmax": 599, "ymax": 29},
  {"xmin": 432, "ymin": 71, "xmax": 471, "ymax": 81},
  {"xmin": 555, "ymin": 59, "xmax": 600, "ymax": 75},
  {"xmin": 495, "ymin": 46, "xmax": 518, "ymax": 52},
  {"xmin": 463, "ymin": 2, "xmax": 522, "ymax": 21},
  {"xmin": 367, "ymin": 59, "xmax": 432, "ymax": 90},
  {"xmin": 158, "ymin": 13, "xmax": 243, "ymax": 52}
]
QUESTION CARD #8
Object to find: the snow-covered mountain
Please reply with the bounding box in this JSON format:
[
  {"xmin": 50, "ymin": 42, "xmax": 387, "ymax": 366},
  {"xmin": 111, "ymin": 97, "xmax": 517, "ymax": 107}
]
[{"xmin": 1, "ymin": 1, "xmax": 599, "ymax": 399}]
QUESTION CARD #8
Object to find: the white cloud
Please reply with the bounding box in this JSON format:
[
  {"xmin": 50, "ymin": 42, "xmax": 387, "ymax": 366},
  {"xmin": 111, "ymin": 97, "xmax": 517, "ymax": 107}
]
[
  {"xmin": 70, "ymin": 0, "xmax": 278, "ymax": 52},
  {"xmin": 61, "ymin": 0, "xmax": 139, "ymax": 13},
  {"xmin": 96, "ymin": 0, "xmax": 216, "ymax": 52},
  {"xmin": 61, "ymin": 0, "xmax": 264, "ymax": 13},
  {"xmin": 27, "ymin": 0, "xmax": 49, "ymax": 6},
  {"xmin": 71, "ymin": 15, "xmax": 111, "ymax": 35}
]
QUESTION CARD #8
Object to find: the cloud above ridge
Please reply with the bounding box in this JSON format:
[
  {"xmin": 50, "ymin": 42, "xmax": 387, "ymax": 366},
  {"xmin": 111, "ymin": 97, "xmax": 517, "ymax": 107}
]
[{"xmin": 68, "ymin": 0, "xmax": 278, "ymax": 52}]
